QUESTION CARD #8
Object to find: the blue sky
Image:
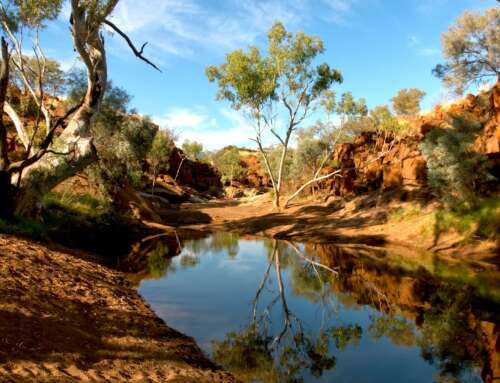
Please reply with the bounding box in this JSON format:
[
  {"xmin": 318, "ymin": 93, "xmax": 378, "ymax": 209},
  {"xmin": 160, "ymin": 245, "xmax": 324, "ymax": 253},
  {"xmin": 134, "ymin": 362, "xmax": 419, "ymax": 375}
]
[{"xmin": 40, "ymin": 0, "xmax": 496, "ymax": 149}]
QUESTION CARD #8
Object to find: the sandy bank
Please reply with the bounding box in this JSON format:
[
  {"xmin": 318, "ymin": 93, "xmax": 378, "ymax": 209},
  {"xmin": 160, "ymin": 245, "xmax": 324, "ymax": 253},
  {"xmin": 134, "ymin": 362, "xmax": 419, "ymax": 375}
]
[
  {"xmin": 160, "ymin": 194, "xmax": 498, "ymax": 264},
  {"xmin": 0, "ymin": 234, "xmax": 238, "ymax": 383}
]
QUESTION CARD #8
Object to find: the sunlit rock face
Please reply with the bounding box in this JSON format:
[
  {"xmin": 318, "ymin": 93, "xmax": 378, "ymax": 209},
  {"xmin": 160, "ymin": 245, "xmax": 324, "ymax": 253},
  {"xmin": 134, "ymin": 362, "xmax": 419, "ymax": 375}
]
[
  {"xmin": 167, "ymin": 147, "xmax": 223, "ymax": 193},
  {"xmin": 321, "ymin": 81, "xmax": 500, "ymax": 198}
]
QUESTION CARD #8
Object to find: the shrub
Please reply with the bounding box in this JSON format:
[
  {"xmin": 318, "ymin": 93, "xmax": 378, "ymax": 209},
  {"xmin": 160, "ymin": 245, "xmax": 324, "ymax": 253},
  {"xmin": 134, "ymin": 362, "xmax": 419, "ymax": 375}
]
[
  {"xmin": 420, "ymin": 115, "xmax": 492, "ymax": 206},
  {"xmin": 433, "ymin": 197, "xmax": 500, "ymax": 241},
  {"xmin": 0, "ymin": 216, "xmax": 46, "ymax": 239}
]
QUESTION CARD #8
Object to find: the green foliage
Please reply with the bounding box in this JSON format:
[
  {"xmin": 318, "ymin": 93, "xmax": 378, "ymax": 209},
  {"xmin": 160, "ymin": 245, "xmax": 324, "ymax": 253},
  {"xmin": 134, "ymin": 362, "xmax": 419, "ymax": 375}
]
[
  {"xmin": 148, "ymin": 129, "xmax": 175, "ymax": 180},
  {"xmin": 420, "ymin": 115, "xmax": 491, "ymax": 205},
  {"xmin": 368, "ymin": 315, "xmax": 416, "ymax": 347},
  {"xmin": 370, "ymin": 105, "xmax": 402, "ymax": 134},
  {"xmin": 433, "ymin": 197, "xmax": 500, "ymax": 241},
  {"xmin": 77, "ymin": 78, "xmax": 153, "ymax": 195},
  {"xmin": 182, "ymin": 140, "xmax": 203, "ymax": 161},
  {"xmin": 337, "ymin": 91, "xmax": 368, "ymax": 119},
  {"xmin": 419, "ymin": 285, "xmax": 487, "ymax": 381},
  {"xmin": 147, "ymin": 242, "xmax": 173, "ymax": 279},
  {"xmin": 333, "ymin": 91, "xmax": 372, "ymax": 139},
  {"xmin": 0, "ymin": 215, "xmax": 46, "ymax": 239},
  {"xmin": 331, "ymin": 324, "xmax": 362, "ymax": 350},
  {"xmin": 1, "ymin": 0, "xmax": 63, "ymax": 30},
  {"xmin": 43, "ymin": 191, "xmax": 110, "ymax": 218},
  {"xmin": 320, "ymin": 89, "xmax": 336, "ymax": 116},
  {"xmin": 263, "ymin": 146, "xmax": 295, "ymax": 183},
  {"xmin": 252, "ymin": 21, "xmax": 341, "ymax": 112},
  {"xmin": 213, "ymin": 147, "xmax": 245, "ymax": 185},
  {"xmin": 389, "ymin": 207, "xmax": 421, "ymax": 221},
  {"xmin": 179, "ymin": 254, "xmax": 200, "ymax": 269},
  {"xmin": 18, "ymin": 96, "xmax": 39, "ymax": 117},
  {"xmin": 89, "ymin": 99, "xmax": 158, "ymax": 197},
  {"xmin": 433, "ymin": 7, "xmax": 500, "ymax": 94},
  {"xmin": 291, "ymin": 133, "xmax": 328, "ymax": 179},
  {"xmin": 212, "ymin": 326, "xmax": 280, "ymax": 383},
  {"xmin": 10, "ymin": 56, "xmax": 66, "ymax": 96},
  {"xmin": 391, "ymin": 88, "xmax": 426, "ymax": 116},
  {"xmin": 207, "ymin": 21, "xmax": 342, "ymax": 206}
]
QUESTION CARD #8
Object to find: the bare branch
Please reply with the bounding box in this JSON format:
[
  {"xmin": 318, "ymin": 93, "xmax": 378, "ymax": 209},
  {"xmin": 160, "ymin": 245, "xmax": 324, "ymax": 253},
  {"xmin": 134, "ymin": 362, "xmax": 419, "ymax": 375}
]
[
  {"xmin": 103, "ymin": 19, "xmax": 161, "ymax": 72},
  {"xmin": 4, "ymin": 102, "xmax": 29, "ymax": 150},
  {"xmin": 286, "ymin": 241, "xmax": 339, "ymax": 275}
]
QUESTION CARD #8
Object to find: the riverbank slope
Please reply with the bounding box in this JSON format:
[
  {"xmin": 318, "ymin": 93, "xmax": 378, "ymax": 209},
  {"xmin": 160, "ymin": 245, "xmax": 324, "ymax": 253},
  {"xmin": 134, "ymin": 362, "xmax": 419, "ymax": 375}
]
[
  {"xmin": 0, "ymin": 234, "xmax": 238, "ymax": 383},
  {"xmin": 161, "ymin": 193, "xmax": 498, "ymax": 263}
]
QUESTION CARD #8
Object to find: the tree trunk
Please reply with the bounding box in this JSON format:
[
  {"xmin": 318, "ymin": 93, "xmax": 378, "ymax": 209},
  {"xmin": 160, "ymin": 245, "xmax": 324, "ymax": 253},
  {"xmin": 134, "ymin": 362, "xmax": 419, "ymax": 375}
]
[
  {"xmin": 12, "ymin": 3, "xmax": 109, "ymax": 215},
  {"xmin": 273, "ymin": 188, "xmax": 280, "ymax": 208},
  {"xmin": 0, "ymin": 38, "xmax": 13, "ymax": 220}
]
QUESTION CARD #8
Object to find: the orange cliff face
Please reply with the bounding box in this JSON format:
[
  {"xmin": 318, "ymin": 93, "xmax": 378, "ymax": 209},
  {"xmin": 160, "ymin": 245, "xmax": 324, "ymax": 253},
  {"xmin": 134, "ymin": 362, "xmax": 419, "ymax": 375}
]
[
  {"xmin": 320, "ymin": 81, "xmax": 500, "ymax": 199},
  {"xmin": 166, "ymin": 147, "xmax": 223, "ymax": 194}
]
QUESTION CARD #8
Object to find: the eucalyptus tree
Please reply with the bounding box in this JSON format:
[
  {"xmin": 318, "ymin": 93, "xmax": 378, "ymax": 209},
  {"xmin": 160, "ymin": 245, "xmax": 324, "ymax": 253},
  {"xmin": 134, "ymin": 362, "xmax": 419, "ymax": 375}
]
[
  {"xmin": 148, "ymin": 129, "xmax": 175, "ymax": 194},
  {"xmin": 213, "ymin": 147, "xmax": 244, "ymax": 185},
  {"xmin": 182, "ymin": 140, "xmax": 203, "ymax": 161},
  {"xmin": 337, "ymin": 91, "xmax": 368, "ymax": 127},
  {"xmin": 433, "ymin": 6, "xmax": 500, "ymax": 94},
  {"xmin": 0, "ymin": 0, "xmax": 159, "ymax": 219},
  {"xmin": 391, "ymin": 88, "xmax": 426, "ymax": 116},
  {"xmin": 206, "ymin": 21, "xmax": 342, "ymax": 208}
]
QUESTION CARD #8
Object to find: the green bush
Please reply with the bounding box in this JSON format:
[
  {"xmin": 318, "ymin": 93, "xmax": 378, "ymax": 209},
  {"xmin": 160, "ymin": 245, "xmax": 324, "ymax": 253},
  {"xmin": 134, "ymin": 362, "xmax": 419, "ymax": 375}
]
[
  {"xmin": 0, "ymin": 216, "xmax": 46, "ymax": 240},
  {"xmin": 43, "ymin": 191, "xmax": 110, "ymax": 218},
  {"xmin": 420, "ymin": 115, "xmax": 492, "ymax": 206},
  {"xmin": 433, "ymin": 197, "xmax": 500, "ymax": 240}
]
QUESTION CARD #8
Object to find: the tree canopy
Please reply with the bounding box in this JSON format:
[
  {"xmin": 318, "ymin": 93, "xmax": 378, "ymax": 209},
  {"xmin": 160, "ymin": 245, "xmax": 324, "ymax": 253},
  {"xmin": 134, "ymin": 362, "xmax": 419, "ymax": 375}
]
[
  {"xmin": 206, "ymin": 21, "xmax": 342, "ymax": 207},
  {"xmin": 433, "ymin": 7, "xmax": 500, "ymax": 94},
  {"xmin": 182, "ymin": 140, "xmax": 204, "ymax": 161},
  {"xmin": 391, "ymin": 88, "xmax": 426, "ymax": 116}
]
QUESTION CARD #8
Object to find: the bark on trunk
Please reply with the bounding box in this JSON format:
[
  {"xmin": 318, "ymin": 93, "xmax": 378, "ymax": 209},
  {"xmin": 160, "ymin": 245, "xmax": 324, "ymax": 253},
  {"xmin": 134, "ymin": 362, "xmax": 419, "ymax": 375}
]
[
  {"xmin": 0, "ymin": 38, "xmax": 13, "ymax": 220},
  {"xmin": 13, "ymin": 3, "xmax": 108, "ymax": 215}
]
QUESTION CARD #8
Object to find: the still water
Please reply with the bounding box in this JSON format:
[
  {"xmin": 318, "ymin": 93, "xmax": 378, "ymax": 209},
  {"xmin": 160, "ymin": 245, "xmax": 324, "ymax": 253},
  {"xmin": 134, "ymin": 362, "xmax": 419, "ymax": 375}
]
[{"xmin": 133, "ymin": 232, "xmax": 499, "ymax": 383}]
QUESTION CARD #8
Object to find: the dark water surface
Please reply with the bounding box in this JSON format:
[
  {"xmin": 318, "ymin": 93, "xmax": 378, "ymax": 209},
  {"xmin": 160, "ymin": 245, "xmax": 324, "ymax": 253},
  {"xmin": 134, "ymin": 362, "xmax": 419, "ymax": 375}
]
[{"xmin": 133, "ymin": 233, "xmax": 500, "ymax": 383}]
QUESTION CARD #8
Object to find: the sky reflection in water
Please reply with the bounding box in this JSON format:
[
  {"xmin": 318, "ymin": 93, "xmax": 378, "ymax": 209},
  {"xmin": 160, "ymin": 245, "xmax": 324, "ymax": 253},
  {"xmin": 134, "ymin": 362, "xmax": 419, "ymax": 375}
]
[{"xmin": 137, "ymin": 232, "xmax": 499, "ymax": 383}]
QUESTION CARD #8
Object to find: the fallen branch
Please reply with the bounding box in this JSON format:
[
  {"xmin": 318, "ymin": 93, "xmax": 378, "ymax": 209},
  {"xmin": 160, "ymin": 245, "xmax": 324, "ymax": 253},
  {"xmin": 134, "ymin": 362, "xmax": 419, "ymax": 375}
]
[
  {"xmin": 284, "ymin": 148, "xmax": 392, "ymax": 208},
  {"xmin": 286, "ymin": 241, "xmax": 339, "ymax": 275}
]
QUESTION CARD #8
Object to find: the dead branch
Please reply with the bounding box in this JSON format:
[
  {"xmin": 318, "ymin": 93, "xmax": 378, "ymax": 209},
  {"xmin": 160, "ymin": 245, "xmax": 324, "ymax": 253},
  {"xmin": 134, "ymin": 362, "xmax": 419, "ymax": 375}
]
[
  {"xmin": 103, "ymin": 19, "xmax": 161, "ymax": 72},
  {"xmin": 286, "ymin": 241, "xmax": 339, "ymax": 275}
]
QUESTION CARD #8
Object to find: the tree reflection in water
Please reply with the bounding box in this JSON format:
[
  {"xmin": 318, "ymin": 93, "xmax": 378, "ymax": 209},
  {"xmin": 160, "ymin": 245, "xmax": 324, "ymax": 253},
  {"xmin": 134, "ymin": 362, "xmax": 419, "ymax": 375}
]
[
  {"xmin": 131, "ymin": 233, "xmax": 499, "ymax": 383},
  {"xmin": 212, "ymin": 239, "xmax": 362, "ymax": 383}
]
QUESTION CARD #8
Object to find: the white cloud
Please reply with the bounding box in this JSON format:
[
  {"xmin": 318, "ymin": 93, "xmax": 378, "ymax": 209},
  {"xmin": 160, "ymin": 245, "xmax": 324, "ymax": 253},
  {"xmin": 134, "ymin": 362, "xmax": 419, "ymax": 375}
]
[
  {"xmin": 417, "ymin": 47, "xmax": 440, "ymax": 57},
  {"xmin": 108, "ymin": 0, "xmax": 306, "ymax": 61},
  {"xmin": 408, "ymin": 35, "xmax": 440, "ymax": 57},
  {"xmin": 408, "ymin": 35, "xmax": 420, "ymax": 47},
  {"xmin": 321, "ymin": 0, "xmax": 358, "ymax": 24},
  {"xmin": 105, "ymin": 0, "xmax": 364, "ymax": 63},
  {"xmin": 154, "ymin": 107, "xmax": 210, "ymax": 130},
  {"xmin": 153, "ymin": 107, "xmax": 257, "ymax": 150}
]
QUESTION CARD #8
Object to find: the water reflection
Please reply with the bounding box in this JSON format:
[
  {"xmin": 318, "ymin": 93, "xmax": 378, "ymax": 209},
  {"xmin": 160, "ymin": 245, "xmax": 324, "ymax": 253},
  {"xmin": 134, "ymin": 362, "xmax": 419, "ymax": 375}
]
[{"xmin": 128, "ymin": 232, "xmax": 499, "ymax": 383}]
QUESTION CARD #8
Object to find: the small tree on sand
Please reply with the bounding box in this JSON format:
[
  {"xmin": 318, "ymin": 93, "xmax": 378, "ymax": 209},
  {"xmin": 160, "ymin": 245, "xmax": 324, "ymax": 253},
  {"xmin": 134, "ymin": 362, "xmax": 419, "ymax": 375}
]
[
  {"xmin": 213, "ymin": 147, "xmax": 244, "ymax": 186},
  {"xmin": 148, "ymin": 129, "xmax": 175, "ymax": 194},
  {"xmin": 206, "ymin": 21, "xmax": 342, "ymax": 208}
]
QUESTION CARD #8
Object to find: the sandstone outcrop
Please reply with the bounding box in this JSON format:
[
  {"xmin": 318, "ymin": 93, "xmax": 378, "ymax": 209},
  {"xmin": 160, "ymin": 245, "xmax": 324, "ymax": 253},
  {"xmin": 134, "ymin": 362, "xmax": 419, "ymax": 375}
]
[
  {"xmin": 321, "ymin": 81, "xmax": 500, "ymax": 198},
  {"xmin": 167, "ymin": 147, "xmax": 223, "ymax": 194}
]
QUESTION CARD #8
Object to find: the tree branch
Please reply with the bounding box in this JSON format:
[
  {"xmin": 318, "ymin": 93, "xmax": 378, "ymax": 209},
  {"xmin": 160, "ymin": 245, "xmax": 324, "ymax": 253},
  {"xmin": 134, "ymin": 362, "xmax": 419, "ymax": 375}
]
[{"xmin": 103, "ymin": 19, "xmax": 161, "ymax": 72}]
